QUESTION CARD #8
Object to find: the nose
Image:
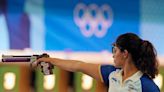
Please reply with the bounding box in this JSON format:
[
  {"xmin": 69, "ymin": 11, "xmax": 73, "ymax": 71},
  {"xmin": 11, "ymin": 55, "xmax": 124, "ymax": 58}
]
[{"xmin": 112, "ymin": 54, "xmax": 114, "ymax": 58}]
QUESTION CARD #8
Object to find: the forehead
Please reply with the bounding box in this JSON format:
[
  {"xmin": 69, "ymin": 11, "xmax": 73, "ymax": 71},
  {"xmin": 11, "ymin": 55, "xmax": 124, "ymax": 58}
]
[
  {"xmin": 112, "ymin": 43, "xmax": 123, "ymax": 50},
  {"xmin": 112, "ymin": 45, "xmax": 120, "ymax": 51},
  {"xmin": 112, "ymin": 43, "xmax": 119, "ymax": 48},
  {"xmin": 112, "ymin": 43, "xmax": 119, "ymax": 47},
  {"xmin": 113, "ymin": 46, "xmax": 120, "ymax": 50}
]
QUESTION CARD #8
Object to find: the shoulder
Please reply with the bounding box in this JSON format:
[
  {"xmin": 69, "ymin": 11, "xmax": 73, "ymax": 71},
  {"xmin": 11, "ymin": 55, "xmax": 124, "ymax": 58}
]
[
  {"xmin": 100, "ymin": 65, "xmax": 117, "ymax": 73},
  {"xmin": 100, "ymin": 65, "xmax": 118, "ymax": 79},
  {"xmin": 140, "ymin": 74, "xmax": 160, "ymax": 92},
  {"xmin": 99, "ymin": 65, "xmax": 119, "ymax": 86}
]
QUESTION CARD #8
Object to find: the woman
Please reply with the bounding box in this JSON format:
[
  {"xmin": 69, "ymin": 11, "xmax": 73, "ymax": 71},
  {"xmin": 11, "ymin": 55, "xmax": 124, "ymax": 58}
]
[{"xmin": 33, "ymin": 33, "xmax": 160, "ymax": 92}]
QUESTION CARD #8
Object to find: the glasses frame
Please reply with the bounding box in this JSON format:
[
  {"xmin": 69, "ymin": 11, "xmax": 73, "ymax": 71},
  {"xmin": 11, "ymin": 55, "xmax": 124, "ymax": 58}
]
[{"xmin": 112, "ymin": 43, "xmax": 125, "ymax": 54}]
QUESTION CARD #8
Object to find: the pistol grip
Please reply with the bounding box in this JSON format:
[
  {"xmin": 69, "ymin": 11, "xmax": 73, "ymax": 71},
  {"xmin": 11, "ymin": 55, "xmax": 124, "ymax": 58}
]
[{"xmin": 40, "ymin": 62, "xmax": 54, "ymax": 75}]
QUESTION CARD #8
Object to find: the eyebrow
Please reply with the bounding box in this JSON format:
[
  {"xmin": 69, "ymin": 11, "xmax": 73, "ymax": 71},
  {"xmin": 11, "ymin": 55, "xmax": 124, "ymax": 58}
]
[
  {"xmin": 112, "ymin": 43, "xmax": 116, "ymax": 46},
  {"xmin": 112, "ymin": 43, "xmax": 125, "ymax": 51}
]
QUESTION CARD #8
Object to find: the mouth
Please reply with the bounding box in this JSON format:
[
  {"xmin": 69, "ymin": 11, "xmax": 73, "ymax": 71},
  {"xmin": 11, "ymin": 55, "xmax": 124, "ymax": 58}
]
[{"xmin": 113, "ymin": 60, "xmax": 116, "ymax": 63}]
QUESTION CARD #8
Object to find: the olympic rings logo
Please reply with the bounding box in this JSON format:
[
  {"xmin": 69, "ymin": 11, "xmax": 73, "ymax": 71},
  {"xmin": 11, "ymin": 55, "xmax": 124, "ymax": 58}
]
[{"xmin": 73, "ymin": 3, "xmax": 113, "ymax": 38}]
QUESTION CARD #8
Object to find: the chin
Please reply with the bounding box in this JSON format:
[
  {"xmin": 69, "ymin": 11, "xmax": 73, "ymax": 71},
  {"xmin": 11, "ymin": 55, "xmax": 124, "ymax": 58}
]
[{"xmin": 114, "ymin": 64, "xmax": 122, "ymax": 68}]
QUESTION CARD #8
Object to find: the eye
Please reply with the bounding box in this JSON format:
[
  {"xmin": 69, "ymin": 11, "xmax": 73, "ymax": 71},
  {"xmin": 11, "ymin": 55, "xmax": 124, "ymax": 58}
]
[
  {"xmin": 112, "ymin": 47, "xmax": 114, "ymax": 53},
  {"xmin": 112, "ymin": 47, "xmax": 116, "ymax": 54}
]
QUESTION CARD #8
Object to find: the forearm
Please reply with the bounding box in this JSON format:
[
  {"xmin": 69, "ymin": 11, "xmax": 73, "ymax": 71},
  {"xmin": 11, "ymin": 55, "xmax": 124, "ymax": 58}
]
[
  {"xmin": 38, "ymin": 57, "xmax": 102, "ymax": 81},
  {"xmin": 50, "ymin": 58, "xmax": 83, "ymax": 72}
]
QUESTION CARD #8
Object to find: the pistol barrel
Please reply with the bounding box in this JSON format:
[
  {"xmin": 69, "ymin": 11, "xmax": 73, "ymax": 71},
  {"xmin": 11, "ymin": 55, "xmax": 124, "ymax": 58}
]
[{"xmin": 2, "ymin": 55, "xmax": 37, "ymax": 62}]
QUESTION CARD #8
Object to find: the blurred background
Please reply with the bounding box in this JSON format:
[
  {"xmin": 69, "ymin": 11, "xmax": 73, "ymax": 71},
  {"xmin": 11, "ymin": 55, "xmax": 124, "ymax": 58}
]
[{"xmin": 0, "ymin": 0, "xmax": 164, "ymax": 92}]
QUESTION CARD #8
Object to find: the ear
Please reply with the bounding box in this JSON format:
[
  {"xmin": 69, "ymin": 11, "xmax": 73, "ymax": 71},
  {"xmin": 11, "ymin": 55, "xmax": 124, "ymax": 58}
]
[{"xmin": 123, "ymin": 50, "xmax": 129, "ymax": 58}]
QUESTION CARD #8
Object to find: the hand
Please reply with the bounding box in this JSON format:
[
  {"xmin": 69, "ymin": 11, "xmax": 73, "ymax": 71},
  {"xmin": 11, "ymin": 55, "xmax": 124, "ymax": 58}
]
[{"xmin": 31, "ymin": 57, "xmax": 53, "ymax": 68}]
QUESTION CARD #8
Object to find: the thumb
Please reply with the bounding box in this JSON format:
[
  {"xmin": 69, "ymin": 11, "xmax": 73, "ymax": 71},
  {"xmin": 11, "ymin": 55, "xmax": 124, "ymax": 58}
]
[
  {"xmin": 31, "ymin": 58, "xmax": 42, "ymax": 68},
  {"xmin": 31, "ymin": 57, "xmax": 50, "ymax": 68}
]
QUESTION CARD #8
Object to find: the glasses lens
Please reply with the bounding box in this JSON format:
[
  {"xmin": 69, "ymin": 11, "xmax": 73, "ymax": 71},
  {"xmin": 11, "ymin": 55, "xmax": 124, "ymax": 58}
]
[
  {"xmin": 112, "ymin": 46, "xmax": 114, "ymax": 53},
  {"xmin": 112, "ymin": 46, "xmax": 116, "ymax": 54}
]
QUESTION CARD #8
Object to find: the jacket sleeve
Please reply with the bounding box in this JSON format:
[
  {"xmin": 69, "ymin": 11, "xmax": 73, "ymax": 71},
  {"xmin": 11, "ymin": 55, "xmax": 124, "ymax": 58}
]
[
  {"xmin": 141, "ymin": 75, "xmax": 160, "ymax": 92},
  {"xmin": 99, "ymin": 65, "xmax": 117, "ymax": 86}
]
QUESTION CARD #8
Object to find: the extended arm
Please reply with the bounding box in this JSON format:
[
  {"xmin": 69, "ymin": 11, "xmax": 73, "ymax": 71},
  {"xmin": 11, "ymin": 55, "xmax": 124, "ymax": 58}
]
[{"xmin": 34, "ymin": 57, "xmax": 102, "ymax": 82}]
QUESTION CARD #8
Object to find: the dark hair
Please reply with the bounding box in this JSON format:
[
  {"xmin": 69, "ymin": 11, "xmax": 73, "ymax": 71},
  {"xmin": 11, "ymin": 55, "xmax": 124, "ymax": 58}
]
[{"xmin": 115, "ymin": 33, "xmax": 159, "ymax": 79}]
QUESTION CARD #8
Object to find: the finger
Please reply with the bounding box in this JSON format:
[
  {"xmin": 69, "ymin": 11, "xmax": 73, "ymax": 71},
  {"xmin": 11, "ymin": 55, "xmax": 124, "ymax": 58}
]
[
  {"xmin": 31, "ymin": 58, "xmax": 46, "ymax": 68},
  {"xmin": 31, "ymin": 61, "xmax": 38, "ymax": 68},
  {"xmin": 31, "ymin": 59, "xmax": 41, "ymax": 68}
]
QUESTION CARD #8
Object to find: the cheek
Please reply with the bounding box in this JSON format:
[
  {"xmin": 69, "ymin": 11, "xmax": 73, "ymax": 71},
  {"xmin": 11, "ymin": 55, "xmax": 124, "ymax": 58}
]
[
  {"xmin": 115, "ymin": 53, "xmax": 122, "ymax": 60},
  {"xmin": 114, "ymin": 54, "xmax": 124, "ymax": 64}
]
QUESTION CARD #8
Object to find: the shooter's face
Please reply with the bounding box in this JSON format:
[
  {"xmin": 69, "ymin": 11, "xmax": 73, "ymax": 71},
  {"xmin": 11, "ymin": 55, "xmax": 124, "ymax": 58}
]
[{"xmin": 112, "ymin": 46, "xmax": 125, "ymax": 68}]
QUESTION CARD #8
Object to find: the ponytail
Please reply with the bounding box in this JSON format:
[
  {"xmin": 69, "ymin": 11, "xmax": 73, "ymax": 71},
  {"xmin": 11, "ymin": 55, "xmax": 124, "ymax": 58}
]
[{"xmin": 135, "ymin": 40, "xmax": 159, "ymax": 79}]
